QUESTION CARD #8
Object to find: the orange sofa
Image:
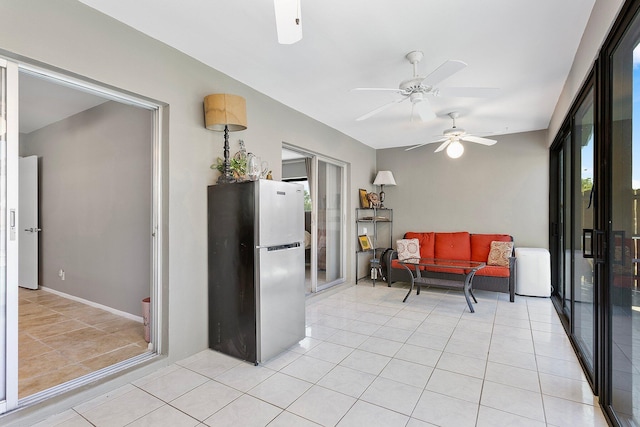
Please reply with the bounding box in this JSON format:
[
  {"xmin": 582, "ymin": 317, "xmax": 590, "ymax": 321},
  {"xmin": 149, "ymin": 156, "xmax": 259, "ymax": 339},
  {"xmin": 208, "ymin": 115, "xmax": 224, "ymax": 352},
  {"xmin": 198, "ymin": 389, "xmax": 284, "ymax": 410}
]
[{"xmin": 383, "ymin": 231, "xmax": 516, "ymax": 302}]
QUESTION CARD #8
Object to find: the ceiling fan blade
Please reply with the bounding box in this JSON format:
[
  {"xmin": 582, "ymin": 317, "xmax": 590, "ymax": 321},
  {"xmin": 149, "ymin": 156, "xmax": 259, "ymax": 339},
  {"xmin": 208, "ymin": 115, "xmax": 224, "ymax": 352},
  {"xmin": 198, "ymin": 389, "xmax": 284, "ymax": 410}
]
[
  {"xmin": 422, "ymin": 60, "xmax": 467, "ymax": 87},
  {"xmin": 356, "ymin": 97, "xmax": 407, "ymax": 121},
  {"xmin": 405, "ymin": 143, "xmax": 428, "ymax": 151},
  {"xmin": 438, "ymin": 87, "xmax": 500, "ymax": 98},
  {"xmin": 274, "ymin": 0, "xmax": 302, "ymax": 44},
  {"xmin": 414, "ymin": 99, "xmax": 436, "ymax": 122},
  {"xmin": 405, "ymin": 137, "xmax": 447, "ymax": 151},
  {"xmin": 351, "ymin": 88, "xmax": 404, "ymax": 93},
  {"xmin": 461, "ymin": 135, "xmax": 497, "ymax": 145},
  {"xmin": 434, "ymin": 140, "xmax": 452, "ymax": 153}
]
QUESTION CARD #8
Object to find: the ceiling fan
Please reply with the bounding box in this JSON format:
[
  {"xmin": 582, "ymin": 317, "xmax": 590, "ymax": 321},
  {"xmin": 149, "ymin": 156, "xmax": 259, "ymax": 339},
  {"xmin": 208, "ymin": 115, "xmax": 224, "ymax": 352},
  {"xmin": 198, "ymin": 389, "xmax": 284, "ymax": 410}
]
[
  {"xmin": 405, "ymin": 112, "xmax": 497, "ymax": 158},
  {"xmin": 274, "ymin": 0, "xmax": 302, "ymax": 44},
  {"xmin": 353, "ymin": 51, "xmax": 498, "ymax": 122}
]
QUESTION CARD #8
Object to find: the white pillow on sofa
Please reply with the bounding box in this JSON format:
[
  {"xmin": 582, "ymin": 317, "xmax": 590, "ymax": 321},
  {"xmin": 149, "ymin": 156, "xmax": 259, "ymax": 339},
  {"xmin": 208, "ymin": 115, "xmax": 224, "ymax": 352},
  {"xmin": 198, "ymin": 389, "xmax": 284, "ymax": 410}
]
[
  {"xmin": 487, "ymin": 241, "xmax": 514, "ymax": 267},
  {"xmin": 397, "ymin": 238, "xmax": 420, "ymax": 261}
]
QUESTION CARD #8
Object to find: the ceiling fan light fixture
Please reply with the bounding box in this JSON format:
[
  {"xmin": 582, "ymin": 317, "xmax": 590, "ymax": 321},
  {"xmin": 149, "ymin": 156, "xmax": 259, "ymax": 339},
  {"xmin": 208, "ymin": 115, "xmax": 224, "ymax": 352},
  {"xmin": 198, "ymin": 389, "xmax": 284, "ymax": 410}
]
[
  {"xmin": 409, "ymin": 92, "xmax": 423, "ymax": 103},
  {"xmin": 446, "ymin": 140, "xmax": 464, "ymax": 158},
  {"xmin": 274, "ymin": 0, "xmax": 302, "ymax": 44}
]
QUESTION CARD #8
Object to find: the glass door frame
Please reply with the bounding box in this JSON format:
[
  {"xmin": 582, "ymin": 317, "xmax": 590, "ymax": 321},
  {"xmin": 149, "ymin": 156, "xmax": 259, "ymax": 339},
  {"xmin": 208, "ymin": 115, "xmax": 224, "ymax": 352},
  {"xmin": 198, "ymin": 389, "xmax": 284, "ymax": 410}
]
[
  {"xmin": 549, "ymin": 70, "xmax": 600, "ymax": 391},
  {"xmin": 282, "ymin": 144, "xmax": 347, "ymax": 294},
  {"xmin": 599, "ymin": 0, "xmax": 640, "ymax": 421},
  {"xmin": 314, "ymin": 156, "xmax": 346, "ymax": 292},
  {"xmin": 572, "ymin": 81, "xmax": 599, "ymax": 385},
  {"xmin": 1, "ymin": 57, "xmax": 20, "ymax": 413},
  {"xmin": 549, "ymin": 1, "xmax": 640, "ymax": 423},
  {"xmin": 0, "ymin": 55, "xmax": 165, "ymax": 413}
]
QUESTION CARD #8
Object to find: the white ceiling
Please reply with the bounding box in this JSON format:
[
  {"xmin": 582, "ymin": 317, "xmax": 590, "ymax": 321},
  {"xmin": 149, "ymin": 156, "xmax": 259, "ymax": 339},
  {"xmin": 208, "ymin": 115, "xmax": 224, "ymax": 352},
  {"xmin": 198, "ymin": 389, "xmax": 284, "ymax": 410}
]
[{"xmin": 75, "ymin": 0, "xmax": 595, "ymax": 150}]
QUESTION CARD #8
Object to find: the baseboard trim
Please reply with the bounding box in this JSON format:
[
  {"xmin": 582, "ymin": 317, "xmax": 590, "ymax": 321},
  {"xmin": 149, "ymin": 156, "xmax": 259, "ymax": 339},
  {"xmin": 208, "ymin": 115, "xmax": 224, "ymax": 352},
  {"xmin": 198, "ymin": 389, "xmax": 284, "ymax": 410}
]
[{"xmin": 40, "ymin": 286, "xmax": 143, "ymax": 323}]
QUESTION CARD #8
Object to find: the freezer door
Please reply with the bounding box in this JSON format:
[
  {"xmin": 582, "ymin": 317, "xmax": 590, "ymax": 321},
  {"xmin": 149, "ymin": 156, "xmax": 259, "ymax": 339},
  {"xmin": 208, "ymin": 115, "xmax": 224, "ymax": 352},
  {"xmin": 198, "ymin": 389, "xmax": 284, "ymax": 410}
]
[
  {"xmin": 257, "ymin": 180, "xmax": 304, "ymax": 247},
  {"xmin": 256, "ymin": 244, "xmax": 305, "ymax": 362}
]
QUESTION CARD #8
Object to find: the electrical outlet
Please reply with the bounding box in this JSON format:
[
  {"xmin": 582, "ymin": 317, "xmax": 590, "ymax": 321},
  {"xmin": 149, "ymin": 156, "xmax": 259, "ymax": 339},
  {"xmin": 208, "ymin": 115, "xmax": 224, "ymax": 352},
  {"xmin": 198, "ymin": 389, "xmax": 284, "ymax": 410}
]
[
  {"xmin": 58, "ymin": 269, "xmax": 65, "ymax": 280},
  {"xmin": 363, "ymin": 227, "xmax": 368, "ymax": 234}
]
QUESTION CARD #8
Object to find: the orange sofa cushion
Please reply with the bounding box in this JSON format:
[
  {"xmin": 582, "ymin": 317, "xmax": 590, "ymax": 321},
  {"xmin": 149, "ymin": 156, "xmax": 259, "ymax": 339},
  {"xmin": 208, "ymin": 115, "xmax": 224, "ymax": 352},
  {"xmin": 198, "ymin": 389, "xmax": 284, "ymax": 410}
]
[
  {"xmin": 470, "ymin": 233, "xmax": 512, "ymax": 262},
  {"xmin": 404, "ymin": 232, "xmax": 435, "ymax": 258},
  {"xmin": 434, "ymin": 232, "xmax": 470, "ymax": 260}
]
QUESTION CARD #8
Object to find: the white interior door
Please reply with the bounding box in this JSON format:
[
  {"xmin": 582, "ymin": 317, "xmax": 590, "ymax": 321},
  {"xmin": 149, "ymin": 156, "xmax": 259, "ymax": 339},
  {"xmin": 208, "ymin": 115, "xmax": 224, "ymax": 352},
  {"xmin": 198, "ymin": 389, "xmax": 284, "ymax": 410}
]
[{"xmin": 19, "ymin": 155, "xmax": 38, "ymax": 290}]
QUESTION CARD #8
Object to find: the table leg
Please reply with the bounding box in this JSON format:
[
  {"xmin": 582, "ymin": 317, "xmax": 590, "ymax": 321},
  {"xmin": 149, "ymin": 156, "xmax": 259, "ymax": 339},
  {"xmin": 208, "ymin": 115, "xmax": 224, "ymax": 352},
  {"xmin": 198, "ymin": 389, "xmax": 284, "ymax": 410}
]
[
  {"xmin": 463, "ymin": 271, "xmax": 478, "ymax": 313},
  {"xmin": 402, "ymin": 265, "xmax": 415, "ymax": 303}
]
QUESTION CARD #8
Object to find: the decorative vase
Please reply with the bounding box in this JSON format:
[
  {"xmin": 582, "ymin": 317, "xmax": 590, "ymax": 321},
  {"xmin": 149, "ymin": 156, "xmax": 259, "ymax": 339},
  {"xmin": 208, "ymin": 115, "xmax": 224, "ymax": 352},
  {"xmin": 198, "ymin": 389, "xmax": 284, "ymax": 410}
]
[{"xmin": 247, "ymin": 153, "xmax": 260, "ymax": 181}]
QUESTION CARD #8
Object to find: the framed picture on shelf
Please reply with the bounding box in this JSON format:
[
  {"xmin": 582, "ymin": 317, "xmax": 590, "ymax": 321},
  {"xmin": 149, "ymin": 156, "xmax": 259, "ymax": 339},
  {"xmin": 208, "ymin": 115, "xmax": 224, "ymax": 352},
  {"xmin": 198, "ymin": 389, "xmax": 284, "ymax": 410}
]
[
  {"xmin": 367, "ymin": 192, "xmax": 380, "ymax": 208},
  {"xmin": 358, "ymin": 234, "xmax": 372, "ymax": 251},
  {"xmin": 359, "ymin": 188, "xmax": 369, "ymax": 208}
]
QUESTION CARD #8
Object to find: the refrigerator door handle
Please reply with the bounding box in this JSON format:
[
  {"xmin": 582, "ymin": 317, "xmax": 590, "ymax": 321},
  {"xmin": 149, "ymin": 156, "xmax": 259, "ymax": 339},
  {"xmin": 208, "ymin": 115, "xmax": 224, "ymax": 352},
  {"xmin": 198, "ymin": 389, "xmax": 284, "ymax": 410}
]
[{"xmin": 258, "ymin": 242, "xmax": 301, "ymax": 251}]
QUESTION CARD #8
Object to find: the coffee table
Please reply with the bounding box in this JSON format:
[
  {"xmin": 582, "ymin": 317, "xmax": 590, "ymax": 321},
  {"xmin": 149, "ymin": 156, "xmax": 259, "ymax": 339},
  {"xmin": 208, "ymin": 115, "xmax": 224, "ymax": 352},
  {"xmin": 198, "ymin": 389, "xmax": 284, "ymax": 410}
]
[{"xmin": 397, "ymin": 258, "xmax": 486, "ymax": 312}]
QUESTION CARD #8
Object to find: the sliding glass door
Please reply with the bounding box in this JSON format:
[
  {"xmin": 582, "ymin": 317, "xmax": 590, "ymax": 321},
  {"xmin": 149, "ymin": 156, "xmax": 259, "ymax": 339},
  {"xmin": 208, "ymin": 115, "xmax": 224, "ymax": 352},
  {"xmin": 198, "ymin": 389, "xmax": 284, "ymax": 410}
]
[
  {"xmin": 550, "ymin": 81, "xmax": 597, "ymax": 386},
  {"xmin": 0, "ymin": 58, "xmax": 19, "ymax": 412},
  {"xmin": 0, "ymin": 58, "xmax": 7, "ymax": 412},
  {"xmin": 0, "ymin": 57, "xmax": 162, "ymax": 414},
  {"xmin": 560, "ymin": 133, "xmax": 572, "ymax": 317},
  {"xmin": 316, "ymin": 159, "xmax": 344, "ymax": 291},
  {"xmin": 607, "ymin": 9, "xmax": 640, "ymax": 423},
  {"xmin": 573, "ymin": 87, "xmax": 596, "ymax": 378},
  {"xmin": 282, "ymin": 147, "xmax": 346, "ymax": 294}
]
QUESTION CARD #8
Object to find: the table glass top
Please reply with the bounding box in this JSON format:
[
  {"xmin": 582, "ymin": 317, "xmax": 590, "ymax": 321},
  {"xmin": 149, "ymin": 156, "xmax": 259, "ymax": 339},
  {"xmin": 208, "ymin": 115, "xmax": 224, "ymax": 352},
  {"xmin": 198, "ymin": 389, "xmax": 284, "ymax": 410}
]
[{"xmin": 398, "ymin": 258, "xmax": 485, "ymax": 269}]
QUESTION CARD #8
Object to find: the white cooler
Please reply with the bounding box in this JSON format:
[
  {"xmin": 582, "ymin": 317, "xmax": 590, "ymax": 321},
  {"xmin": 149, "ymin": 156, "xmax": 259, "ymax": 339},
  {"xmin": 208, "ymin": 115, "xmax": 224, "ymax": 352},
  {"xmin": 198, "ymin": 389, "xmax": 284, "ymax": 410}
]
[{"xmin": 515, "ymin": 247, "xmax": 551, "ymax": 297}]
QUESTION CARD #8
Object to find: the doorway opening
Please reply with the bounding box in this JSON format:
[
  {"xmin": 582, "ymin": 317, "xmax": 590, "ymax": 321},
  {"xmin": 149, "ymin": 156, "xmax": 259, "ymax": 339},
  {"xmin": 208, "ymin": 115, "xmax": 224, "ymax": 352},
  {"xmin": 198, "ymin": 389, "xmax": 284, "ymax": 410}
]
[
  {"xmin": 282, "ymin": 146, "xmax": 346, "ymax": 294},
  {"xmin": 13, "ymin": 66, "xmax": 161, "ymax": 402}
]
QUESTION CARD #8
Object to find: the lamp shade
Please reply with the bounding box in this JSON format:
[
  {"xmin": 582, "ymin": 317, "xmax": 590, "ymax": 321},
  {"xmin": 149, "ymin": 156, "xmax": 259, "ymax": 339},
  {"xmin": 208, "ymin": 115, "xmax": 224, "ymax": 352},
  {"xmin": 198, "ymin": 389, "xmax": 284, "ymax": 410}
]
[
  {"xmin": 204, "ymin": 94, "xmax": 247, "ymax": 131},
  {"xmin": 373, "ymin": 171, "xmax": 396, "ymax": 186}
]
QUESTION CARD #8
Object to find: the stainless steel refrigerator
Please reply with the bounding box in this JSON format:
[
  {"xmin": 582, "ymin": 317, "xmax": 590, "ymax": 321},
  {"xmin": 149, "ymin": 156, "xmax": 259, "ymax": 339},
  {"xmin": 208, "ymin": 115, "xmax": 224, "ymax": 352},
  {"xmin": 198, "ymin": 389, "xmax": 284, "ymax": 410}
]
[{"xmin": 208, "ymin": 179, "xmax": 305, "ymax": 364}]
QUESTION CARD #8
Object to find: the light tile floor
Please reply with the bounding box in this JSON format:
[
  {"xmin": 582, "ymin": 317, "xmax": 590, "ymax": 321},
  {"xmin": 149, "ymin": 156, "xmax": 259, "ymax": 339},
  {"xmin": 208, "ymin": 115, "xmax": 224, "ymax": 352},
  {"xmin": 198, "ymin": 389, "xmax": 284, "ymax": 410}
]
[
  {"xmin": 19, "ymin": 288, "xmax": 148, "ymax": 398},
  {"xmin": 32, "ymin": 283, "xmax": 609, "ymax": 426}
]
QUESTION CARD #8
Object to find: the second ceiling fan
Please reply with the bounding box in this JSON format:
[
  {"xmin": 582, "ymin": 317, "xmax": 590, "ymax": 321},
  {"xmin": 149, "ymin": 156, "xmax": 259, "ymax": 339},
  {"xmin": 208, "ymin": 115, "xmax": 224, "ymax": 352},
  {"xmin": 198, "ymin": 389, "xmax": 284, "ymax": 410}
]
[
  {"xmin": 353, "ymin": 51, "xmax": 497, "ymax": 122},
  {"xmin": 406, "ymin": 112, "xmax": 497, "ymax": 158}
]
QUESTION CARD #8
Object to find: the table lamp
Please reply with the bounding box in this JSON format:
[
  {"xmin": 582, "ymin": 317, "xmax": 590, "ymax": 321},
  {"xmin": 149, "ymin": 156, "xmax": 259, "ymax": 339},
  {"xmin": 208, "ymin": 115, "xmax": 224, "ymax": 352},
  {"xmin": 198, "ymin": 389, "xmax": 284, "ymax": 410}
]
[
  {"xmin": 204, "ymin": 94, "xmax": 247, "ymax": 184},
  {"xmin": 373, "ymin": 171, "xmax": 396, "ymax": 209}
]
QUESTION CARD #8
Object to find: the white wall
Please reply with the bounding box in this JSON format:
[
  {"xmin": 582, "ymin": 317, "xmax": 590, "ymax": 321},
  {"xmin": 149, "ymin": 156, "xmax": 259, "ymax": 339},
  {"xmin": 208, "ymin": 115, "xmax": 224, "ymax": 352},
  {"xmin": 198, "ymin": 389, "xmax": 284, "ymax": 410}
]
[
  {"xmin": 20, "ymin": 101, "xmax": 152, "ymax": 316},
  {"xmin": 376, "ymin": 130, "xmax": 549, "ymax": 248},
  {"xmin": 0, "ymin": 0, "xmax": 376, "ymax": 368}
]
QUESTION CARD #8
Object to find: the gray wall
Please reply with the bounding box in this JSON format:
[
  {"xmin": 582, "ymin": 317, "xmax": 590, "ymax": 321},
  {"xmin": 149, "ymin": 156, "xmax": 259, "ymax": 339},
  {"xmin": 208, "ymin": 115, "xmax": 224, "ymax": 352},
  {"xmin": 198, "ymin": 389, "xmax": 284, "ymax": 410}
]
[
  {"xmin": 376, "ymin": 130, "xmax": 549, "ymax": 248},
  {"xmin": 20, "ymin": 101, "xmax": 152, "ymax": 316},
  {"xmin": 0, "ymin": 0, "xmax": 376, "ymax": 364}
]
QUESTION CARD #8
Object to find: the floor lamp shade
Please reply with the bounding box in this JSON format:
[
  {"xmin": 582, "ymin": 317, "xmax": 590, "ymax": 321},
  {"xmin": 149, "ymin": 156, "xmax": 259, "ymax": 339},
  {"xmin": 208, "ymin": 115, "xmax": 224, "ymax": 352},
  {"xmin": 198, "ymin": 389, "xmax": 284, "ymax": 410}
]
[{"xmin": 204, "ymin": 94, "xmax": 247, "ymax": 131}]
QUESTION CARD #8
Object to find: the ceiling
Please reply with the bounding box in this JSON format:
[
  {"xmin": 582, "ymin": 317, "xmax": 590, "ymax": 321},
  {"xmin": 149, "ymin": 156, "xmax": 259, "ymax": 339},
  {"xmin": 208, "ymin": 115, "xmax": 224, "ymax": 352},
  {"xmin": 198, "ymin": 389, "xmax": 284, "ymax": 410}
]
[{"xmin": 72, "ymin": 0, "xmax": 595, "ymax": 150}]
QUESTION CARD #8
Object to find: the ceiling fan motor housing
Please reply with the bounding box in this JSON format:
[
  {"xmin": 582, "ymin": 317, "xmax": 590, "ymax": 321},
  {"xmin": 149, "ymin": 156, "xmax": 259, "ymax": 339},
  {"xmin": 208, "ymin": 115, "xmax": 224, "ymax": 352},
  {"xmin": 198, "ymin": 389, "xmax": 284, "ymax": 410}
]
[{"xmin": 444, "ymin": 127, "xmax": 465, "ymax": 138}]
